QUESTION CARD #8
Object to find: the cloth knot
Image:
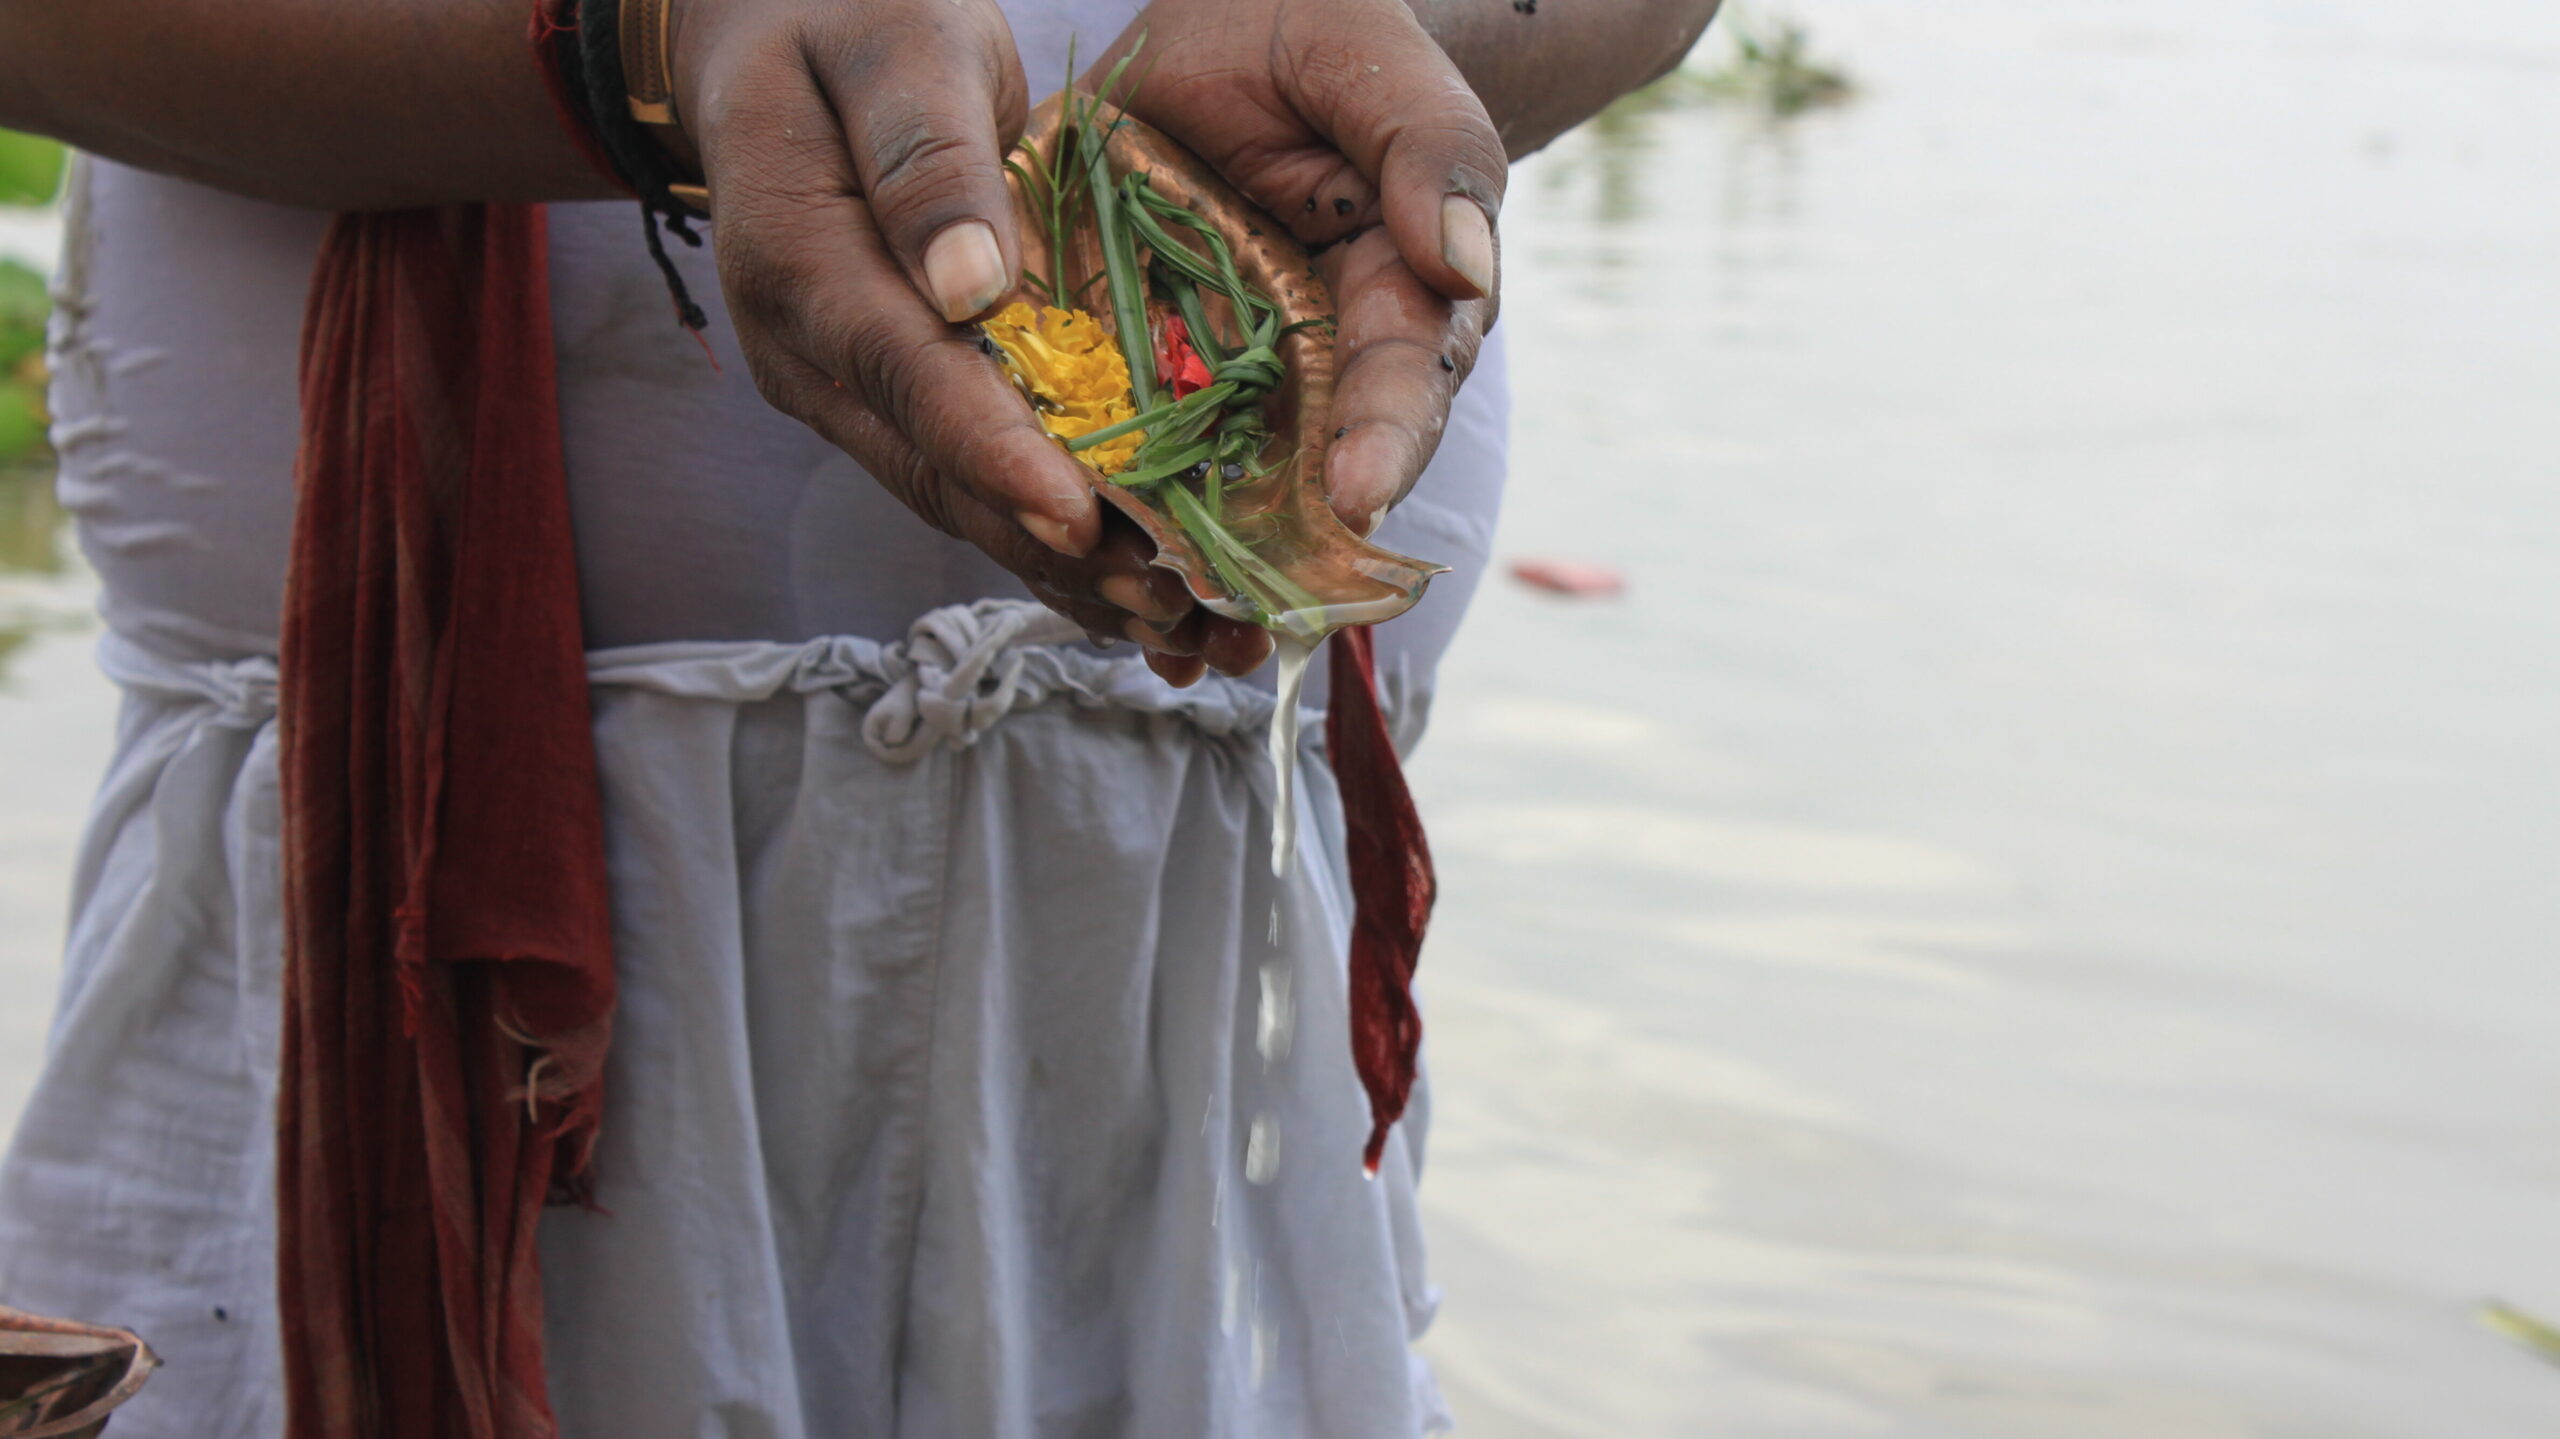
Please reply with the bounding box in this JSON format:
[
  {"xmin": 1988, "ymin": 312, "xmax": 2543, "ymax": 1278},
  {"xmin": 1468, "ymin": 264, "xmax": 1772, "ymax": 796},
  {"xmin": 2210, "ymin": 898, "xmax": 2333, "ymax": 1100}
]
[
  {"xmin": 859, "ymin": 599, "xmax": 1086, "ymax": 762},
  {"xmin": 196, "ymin": 657, "xmax": 280, "ymax": 727},
  {"xmin": 96, "ymin": 635, "xmax": 278, "ymax": 728}
]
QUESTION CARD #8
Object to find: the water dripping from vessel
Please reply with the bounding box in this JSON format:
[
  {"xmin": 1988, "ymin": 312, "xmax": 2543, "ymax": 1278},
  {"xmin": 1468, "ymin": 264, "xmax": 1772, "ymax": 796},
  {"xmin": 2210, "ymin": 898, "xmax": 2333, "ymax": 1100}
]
[
  {"xmin": 1249, "ymin": 1263, "xmax": 1273, "ymax": 1390},
  {"xmin": 1255, "ymin": 961, "xmax": 1295, "ymax": 1064},
  {"xmin": 1265, "ymin": 635, "xmax": 1316, "ymax": 880},
  {"xmin": 1243, "ymin": 1112, "xmax": 1281, "ymax": 1185}
]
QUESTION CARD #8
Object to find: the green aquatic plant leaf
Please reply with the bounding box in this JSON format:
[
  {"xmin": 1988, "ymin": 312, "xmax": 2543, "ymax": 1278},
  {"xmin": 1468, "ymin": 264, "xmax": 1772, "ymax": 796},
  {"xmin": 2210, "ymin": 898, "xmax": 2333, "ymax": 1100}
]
[
  {"xmin": 2483, "ymin": 1301, "xmax": 2560, "ymax": 1369},
  {"xmin": 0, "ymin": 131, "xmax": 64, "ymax": 207},
  {"xmin": 1695, "ymin": 6, "xmax": 1855, "ymax": 116},
  {"xmin": 0, "ymin": 259, "xmax": 49, "ymax": 463},
  {"xmin": 0, "ymin": 260, "xmax": 46, "ymax": 368}
]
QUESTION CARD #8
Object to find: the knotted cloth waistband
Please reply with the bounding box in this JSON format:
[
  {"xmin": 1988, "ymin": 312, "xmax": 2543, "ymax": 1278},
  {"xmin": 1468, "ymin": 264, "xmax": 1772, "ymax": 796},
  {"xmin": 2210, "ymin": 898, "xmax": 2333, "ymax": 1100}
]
[
  {"xmin": 578, "ymin": 597, "xmax": 1271, "ymax": 759},
  {"xmin": 96, "ymin": 597, "xmax": 1274, "ymax": 757}
]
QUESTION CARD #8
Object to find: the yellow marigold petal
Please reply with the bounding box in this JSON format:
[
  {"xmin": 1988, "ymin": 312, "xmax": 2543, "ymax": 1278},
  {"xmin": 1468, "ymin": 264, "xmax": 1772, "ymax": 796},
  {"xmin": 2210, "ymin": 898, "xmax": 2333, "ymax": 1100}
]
[{"xmin": 980, "ymin": 305, "xmax": 1144, "ymax": 474}]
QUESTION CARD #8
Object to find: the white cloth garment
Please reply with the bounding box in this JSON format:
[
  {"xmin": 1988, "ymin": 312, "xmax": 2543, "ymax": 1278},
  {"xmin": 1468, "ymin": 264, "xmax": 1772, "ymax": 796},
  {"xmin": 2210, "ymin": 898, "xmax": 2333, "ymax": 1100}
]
[{"xmin": 0, "ymin": 4, "xmax": 1511, "ymax": 1433}]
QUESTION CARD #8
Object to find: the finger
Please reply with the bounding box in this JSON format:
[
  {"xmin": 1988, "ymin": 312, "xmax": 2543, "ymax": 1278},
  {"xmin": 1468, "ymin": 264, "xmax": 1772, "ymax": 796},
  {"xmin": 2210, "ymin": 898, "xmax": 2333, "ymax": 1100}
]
[
  {"xmin": 1122, "ymin": 606, "xmax": 1208, "ymax": 659},
  {"xmin": 1081, "ymin": 27, "xmax": 1383, "ymax": 251},
  {"xmin": 1028, "ymin": 582, "xmax": 1142, "ymax": 643},
  {"xmin": 698, "ymin": 73, "xmax": 1104, "ymax": 556},
  {"xmin": 689, "ymin": 374, "xmax": 1215, "ymax": 669},
  {"xmin": 1018, "ymin": 568, "xmax": 1144, "ymax": 641},
  {"xmin": 809, "ymin": 0, "xmax": 1030, "ymax": 323},
  {"xmin": 1199, "ymin": 616, "xmax": 1275, "ymax": 678},
  {"xmin": 1019, "ymin": 522, "xmax": 1198, "ymax": 633},
  {"xmin": 1147, "ymin": 651, "xmax": 1209, "ymax": 689},
  {"xmin": 944, "ymin": 477, "xmax": 1196, "ymax": 632},
  {"xmin": 1091, "ymin": 529, "xmax": 1197, "ymax": 627},
  {"xmin": 763, "ymin": 355, "xmax": 1204, "ymax": 637},
  {"xmin": 1319, "ymin": 229, "xmax": 1491, "ymax": 535},
  {"xmin": 1288, "ymin": 167, "xmax": 1385, "ymax": 251},
  {"xmin": 1121, "ymin": 606, "xmax": 1271, "ymax": 676},
  {"xmin": 1276, "ymin": 8, "xmax": 1507, "ymax": 300},
  {"xmin": 751, "ymin": 355, "xmax": 1067, "ymax": 567},
  {"xmin": 1120, "ymin": 610, "xmax": 1286, "ymax": 679}
]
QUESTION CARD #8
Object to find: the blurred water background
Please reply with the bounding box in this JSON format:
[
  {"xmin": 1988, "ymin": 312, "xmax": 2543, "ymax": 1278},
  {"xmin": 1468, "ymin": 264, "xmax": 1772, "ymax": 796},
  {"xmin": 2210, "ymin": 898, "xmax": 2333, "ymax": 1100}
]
[
  {"xmin": 3, "ymin": 0, "xmax": 2558, "ymax": 1433},
  {"xmin": 1405, "ymin": 0, "xmax": 2560, "ymax": 1433}
]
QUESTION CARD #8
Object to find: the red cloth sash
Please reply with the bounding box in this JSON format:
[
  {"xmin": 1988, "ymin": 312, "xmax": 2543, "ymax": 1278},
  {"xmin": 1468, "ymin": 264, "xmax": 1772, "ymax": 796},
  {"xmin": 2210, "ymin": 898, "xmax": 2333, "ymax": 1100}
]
[
  {"xmin": 278, "ymin": 203, "xmax": 614, "ymax": 1439},
  {"xmin": 1328, "ymin": 624, "xmax": 1438, "ymax": 1173}
]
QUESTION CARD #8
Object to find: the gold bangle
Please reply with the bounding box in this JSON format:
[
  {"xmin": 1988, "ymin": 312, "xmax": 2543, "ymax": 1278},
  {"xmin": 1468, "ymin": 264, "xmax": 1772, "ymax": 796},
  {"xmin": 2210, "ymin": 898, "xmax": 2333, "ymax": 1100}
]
[
  {"xmin": 618, "ymin": 0, "xmax": 705, "ymax": 203},
  {"xmin": 620, "ymin": 0, "xmax": 678, "ymax": 126}
]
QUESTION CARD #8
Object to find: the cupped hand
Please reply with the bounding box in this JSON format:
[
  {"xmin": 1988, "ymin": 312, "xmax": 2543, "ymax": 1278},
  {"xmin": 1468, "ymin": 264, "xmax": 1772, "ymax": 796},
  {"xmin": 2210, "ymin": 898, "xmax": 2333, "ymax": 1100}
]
[
  {"xmin": 668, "ymin": 0, "xmax": 1250, "ymax": 675},
  {"xmin": 1087, "ymin": 0, "xmax": 1505, "ymax": 538}
]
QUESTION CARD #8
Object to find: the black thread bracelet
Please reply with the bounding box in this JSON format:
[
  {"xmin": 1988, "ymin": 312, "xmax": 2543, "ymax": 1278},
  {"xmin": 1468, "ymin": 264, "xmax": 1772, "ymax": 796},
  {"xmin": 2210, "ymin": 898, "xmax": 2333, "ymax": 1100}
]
[{"xmin": 548, "ymin": 0, "xmax": 712, "ymax": 333}]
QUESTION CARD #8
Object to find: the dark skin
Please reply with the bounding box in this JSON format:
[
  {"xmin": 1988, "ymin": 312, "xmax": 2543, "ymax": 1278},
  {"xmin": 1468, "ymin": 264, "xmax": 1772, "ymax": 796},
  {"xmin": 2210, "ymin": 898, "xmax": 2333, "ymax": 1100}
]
[{"xmin": 0, "ymin": 0, "xmax": 1718, "ymax": 684}]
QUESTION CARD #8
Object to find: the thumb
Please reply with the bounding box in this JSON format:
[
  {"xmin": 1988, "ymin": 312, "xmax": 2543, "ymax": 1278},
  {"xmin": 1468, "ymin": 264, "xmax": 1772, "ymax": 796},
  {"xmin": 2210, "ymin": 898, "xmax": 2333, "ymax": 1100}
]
[{"xmin": 816, "ymin": 3, "xmax": 1031, "ymax": 322}]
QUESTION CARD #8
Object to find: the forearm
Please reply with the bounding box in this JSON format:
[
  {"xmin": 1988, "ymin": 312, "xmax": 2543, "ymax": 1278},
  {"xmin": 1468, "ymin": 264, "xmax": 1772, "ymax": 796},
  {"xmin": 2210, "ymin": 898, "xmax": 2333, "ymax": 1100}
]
[
  {"xmin": 0, "ymin": 0, "xmax": 616, "ymax": 208},
  {"xmin": 1411, "ymin": 0, "xmax": 1721, "ymax": 158}
]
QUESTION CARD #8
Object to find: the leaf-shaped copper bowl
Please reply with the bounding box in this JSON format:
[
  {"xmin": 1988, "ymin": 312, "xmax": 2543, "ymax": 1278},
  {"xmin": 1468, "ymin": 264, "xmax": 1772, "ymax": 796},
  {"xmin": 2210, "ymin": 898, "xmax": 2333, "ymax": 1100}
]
[{"xmin": 1002, "ymin": 94, "xmax": 1447, "ymax": 644}]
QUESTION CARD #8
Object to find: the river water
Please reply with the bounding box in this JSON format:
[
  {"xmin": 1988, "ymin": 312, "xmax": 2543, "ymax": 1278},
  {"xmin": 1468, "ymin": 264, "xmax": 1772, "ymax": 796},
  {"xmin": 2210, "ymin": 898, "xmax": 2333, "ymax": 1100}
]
[
  {"xmin": 1404, "ymin": 1, "xmax": 2560, "ymax": 1434},
  {"xmin": 3, "ymin": 1, "xmax": 2557, "ymax": 1434}
]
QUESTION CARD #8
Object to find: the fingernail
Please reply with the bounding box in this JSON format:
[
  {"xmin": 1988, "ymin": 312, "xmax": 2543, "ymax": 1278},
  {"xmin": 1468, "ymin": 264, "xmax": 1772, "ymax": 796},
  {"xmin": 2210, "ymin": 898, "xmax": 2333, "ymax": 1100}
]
[
  {"xmin": 1123, "ymin": 616, "xmax": 1182, "ymax": 653},
  {"xmin": 1440, "ymin": 195, "xmax": 1496, "ymax": 297},
  {"xmin": 1100, "ymin": 574, "xmax": 1179, "ymax": 625},
  {"xmin": 1018, "ymin": 509, "xmax": 1087, "ymax": 557},
  {"xmin": 1326, "ymin": 426, "xmax": 1401, "ymax": 535},
  {"xmin": 925, "ymin": 220, "xmax": 1008, "ymax": 323},
  {"xmin": 1363, "ymin": 508, "xmax": 1387, "ymax": 539}
]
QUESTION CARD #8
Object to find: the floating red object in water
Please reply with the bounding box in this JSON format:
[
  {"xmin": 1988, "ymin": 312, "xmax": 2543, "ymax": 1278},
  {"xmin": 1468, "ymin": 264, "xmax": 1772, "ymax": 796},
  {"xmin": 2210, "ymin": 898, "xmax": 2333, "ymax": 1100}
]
[{"xmin": 1508, "ymin": 557, "xmax": 1626, "ymax": 597}]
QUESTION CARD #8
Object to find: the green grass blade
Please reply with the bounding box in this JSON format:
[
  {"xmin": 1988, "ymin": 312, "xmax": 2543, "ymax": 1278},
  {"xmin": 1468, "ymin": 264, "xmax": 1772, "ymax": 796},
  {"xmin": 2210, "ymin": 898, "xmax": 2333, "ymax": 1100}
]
[
  {"xmin": 1082, "ymin": 118, "xmax": 1155, "ymax": 406},
  {"xmin": 2483, "ymin": 1302, "xmax": 2560, "ymax": 1368},
  {"xmin": 1161, "ymin": 480, "xmax": 1325, "ymax": 627}
]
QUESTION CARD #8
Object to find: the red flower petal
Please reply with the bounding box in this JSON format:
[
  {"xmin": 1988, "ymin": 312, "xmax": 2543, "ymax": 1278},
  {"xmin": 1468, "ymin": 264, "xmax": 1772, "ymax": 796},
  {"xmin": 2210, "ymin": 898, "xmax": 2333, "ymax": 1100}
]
[{"xmin": 1155, "ymin": 315, "xmax": 1215, "ymax": 399}]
